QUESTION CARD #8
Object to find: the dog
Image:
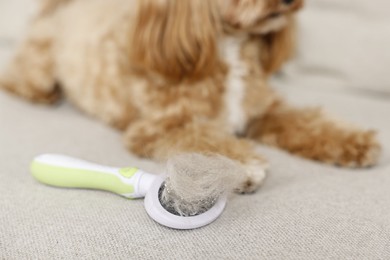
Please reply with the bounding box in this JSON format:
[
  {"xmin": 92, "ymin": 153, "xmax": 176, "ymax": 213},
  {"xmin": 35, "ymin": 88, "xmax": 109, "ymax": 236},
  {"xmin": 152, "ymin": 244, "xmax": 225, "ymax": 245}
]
[{"xmin": 0, "ymin": 0, "xmax": 381, "ymax": 193}]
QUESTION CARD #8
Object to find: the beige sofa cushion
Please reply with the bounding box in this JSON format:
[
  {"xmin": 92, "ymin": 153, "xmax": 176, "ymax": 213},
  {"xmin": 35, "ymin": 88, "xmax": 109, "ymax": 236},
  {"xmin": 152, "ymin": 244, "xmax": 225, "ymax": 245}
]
[
  {"xmin": 284, "ymin": 0, "xmax": 390, "ymax": 93},
  {"xmin": 0, "ymin": 1, "xmax": 35, "ymax": 39}
]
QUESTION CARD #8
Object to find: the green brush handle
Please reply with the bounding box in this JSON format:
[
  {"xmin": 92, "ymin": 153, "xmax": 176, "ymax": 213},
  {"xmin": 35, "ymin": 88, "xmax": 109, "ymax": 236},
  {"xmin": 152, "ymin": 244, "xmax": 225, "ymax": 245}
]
[{"xmin": 31, "ymin": 154, "xmax": 156, "ymax": 199}]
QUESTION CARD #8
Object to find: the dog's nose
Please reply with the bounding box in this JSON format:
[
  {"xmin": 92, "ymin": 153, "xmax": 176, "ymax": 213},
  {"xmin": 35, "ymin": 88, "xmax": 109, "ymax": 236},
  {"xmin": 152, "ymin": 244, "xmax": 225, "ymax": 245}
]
[{"xmin": 282, "ymin": 0, "xmax": 295, "ymax": 5}]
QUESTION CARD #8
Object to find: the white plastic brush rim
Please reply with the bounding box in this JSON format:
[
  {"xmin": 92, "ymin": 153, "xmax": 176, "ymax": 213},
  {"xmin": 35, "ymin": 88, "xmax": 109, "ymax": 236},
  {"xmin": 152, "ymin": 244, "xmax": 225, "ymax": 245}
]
[{"xmin": 144, "ymin": 176, "xmax": 227, "ymax": 230}]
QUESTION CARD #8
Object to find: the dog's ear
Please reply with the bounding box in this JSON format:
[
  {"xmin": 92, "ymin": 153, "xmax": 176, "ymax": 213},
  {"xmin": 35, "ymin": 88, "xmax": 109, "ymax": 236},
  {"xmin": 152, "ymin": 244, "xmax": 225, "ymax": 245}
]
[
  {"xmin": 131, "ymin": 0, "xmax": 220, "ymax": 82},
  {"xmin": 260, "ymin": 19, "xmax": 296, "ymax": 76}
]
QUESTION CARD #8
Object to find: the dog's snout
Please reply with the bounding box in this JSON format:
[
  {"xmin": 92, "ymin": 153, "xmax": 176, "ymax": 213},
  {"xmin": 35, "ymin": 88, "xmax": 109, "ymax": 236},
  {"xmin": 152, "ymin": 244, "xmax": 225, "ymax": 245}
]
[{"xmin": 282, "ymin": 0, "xmax": 295, "ymax": 5}]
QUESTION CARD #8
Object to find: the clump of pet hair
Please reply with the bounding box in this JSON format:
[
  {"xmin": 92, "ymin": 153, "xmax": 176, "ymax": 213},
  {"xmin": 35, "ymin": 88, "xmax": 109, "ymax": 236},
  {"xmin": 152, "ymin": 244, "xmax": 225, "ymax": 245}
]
[{"xmin": 160, "ymin": 153, "xmax": 243, "ymax": 217}]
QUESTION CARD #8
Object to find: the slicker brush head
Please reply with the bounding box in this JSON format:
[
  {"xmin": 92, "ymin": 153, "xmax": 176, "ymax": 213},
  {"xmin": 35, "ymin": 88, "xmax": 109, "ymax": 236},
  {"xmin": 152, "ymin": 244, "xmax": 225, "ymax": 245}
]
[{"xmin": 159, "ymin": 153, "xmax": 243, "ymax": 217}]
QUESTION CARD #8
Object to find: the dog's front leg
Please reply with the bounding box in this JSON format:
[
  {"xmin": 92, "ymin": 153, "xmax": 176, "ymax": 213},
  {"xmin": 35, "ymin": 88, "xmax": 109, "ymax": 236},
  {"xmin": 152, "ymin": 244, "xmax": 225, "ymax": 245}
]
[
  {"xmin": 124, "ymin": 116, "xmax": 268, "ymax": 193},
  {"xmin": 246, "ymin": 100, "xmax": 381, "ymax": 168},
  {"xmin": 0, "ymin": 20, "xmax": 59, "ymax": 104}
]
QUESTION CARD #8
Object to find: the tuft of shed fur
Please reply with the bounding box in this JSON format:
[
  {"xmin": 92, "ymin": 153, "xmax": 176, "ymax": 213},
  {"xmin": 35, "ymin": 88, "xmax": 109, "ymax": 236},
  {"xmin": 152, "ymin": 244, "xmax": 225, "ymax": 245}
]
[{"xmin": 160, "ymin": 153, "xmax": 243, "ymax": 216}]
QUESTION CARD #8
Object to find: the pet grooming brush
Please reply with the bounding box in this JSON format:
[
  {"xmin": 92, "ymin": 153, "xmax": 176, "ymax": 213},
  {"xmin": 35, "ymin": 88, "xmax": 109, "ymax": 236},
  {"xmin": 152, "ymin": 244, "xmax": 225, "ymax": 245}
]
[{"xmin": 30, "ymin": 154, "xmax": 234, "ymax": 230}]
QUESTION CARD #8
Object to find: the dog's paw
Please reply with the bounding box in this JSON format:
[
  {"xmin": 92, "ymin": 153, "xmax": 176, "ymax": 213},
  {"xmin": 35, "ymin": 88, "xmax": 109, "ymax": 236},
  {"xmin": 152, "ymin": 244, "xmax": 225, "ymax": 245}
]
[
  {"xmin": 235, "ymin": 161, "xmax": 268, "ymax": 194},
  {"xmin": 337, "ymin": 130, "xmax": 381, "ymax": 168}
]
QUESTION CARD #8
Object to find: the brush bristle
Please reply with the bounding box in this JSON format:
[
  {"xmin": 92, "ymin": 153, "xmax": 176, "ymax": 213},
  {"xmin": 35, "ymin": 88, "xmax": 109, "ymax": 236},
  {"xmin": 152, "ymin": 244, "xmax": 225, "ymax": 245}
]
[{"xmin": 159, "ymin": 153, "xmax": 243, "ymax": 216}]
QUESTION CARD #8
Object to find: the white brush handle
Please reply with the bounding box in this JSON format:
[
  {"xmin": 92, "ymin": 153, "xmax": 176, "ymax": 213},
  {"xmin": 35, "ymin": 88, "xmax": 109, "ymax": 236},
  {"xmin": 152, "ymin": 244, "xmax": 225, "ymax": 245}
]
[{"xmin": 31, "ymin": 154, "xmax": 156, "ymax": 199}]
